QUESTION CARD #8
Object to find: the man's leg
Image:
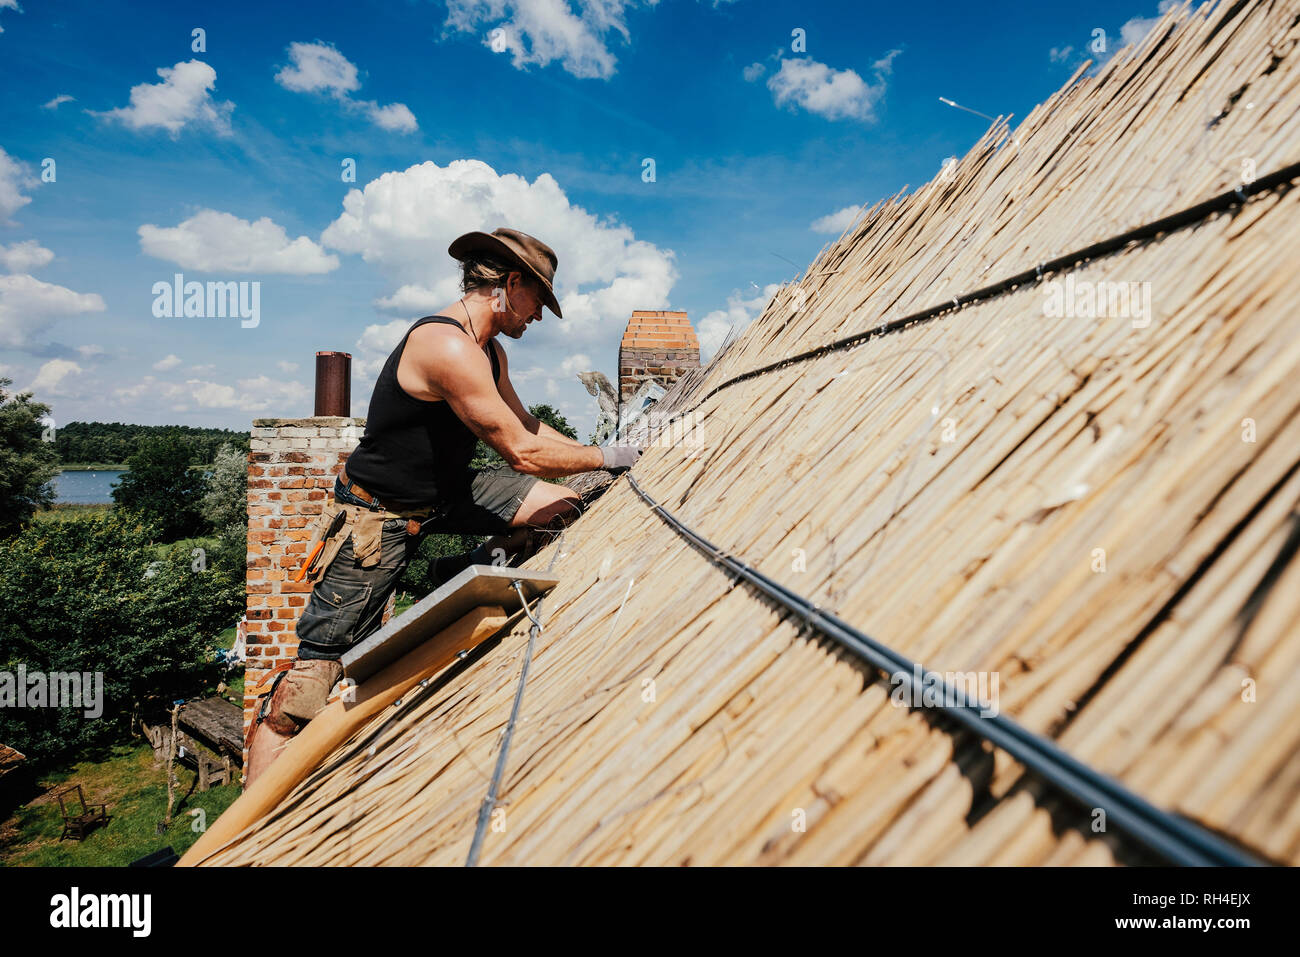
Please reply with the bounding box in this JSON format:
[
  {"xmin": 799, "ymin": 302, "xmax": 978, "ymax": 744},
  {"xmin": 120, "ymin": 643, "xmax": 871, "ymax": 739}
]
[
  {"xmin": 246, "ymin": 515, "xmax": 418, "ymax": 784},
  {"xmin": 511, "ymin": 480, "xmax": 583, "ymax": 528},
  {"xmin": 428, "ymin": 469, "xmax": 584, "ymax": 585}
]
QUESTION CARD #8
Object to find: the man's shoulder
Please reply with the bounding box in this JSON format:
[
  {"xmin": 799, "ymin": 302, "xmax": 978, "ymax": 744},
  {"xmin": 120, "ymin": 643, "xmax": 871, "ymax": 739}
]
[
  {"xmin": 407, "ymin": 318, "xmax": 471, "ymax": 352},
  {"xmin": 405, "ymin": 321, "xmax": 489, "ymax": 377}
]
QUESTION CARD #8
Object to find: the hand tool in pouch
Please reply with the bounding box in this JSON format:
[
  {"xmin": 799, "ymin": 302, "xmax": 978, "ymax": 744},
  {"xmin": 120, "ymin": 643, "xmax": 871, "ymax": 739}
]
[{"xmin": 295, "ymin": 508, "xmax": 348, "ymax": 582}]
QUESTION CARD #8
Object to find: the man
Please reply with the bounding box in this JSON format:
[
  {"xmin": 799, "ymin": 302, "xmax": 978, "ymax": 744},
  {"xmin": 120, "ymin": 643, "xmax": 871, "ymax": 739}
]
[{"xmin": 246, "ymin": 227, "xmax": 641, "ymax": 782}]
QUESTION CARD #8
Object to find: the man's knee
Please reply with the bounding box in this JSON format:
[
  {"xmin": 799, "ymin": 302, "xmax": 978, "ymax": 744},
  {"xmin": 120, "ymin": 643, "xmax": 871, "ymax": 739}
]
[
  {"xmin": 256, "ymin": 658, "xmax": 343, "ymax": 736},
  {"xmin": 514, "ymin": 483, "xmax": 582, "ymax": 529}
]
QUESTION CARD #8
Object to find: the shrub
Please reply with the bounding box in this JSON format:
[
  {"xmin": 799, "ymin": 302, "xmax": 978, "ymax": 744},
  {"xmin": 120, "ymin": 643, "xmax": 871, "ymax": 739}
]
[{"xmin": 0, "ymin": 514, "xmax": 243, "ymax": 764}]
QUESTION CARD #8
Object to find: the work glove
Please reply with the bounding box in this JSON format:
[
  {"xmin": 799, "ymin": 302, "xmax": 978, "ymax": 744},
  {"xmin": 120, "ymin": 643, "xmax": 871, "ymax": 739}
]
[{"xmin": 601, "ymin": 443, "xmax": 644, "ymax": 472}]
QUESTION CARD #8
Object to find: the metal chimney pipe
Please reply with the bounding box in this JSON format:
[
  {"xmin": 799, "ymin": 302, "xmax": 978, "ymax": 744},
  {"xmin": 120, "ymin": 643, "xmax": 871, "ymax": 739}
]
[{"xmin": 314, "ymin": 351, "xmax": 351, "ymax": 417}]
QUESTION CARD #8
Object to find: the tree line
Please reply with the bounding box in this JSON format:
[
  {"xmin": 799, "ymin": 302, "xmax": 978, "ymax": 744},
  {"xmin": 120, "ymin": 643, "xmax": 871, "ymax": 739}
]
[{"xmin": 53, "ymin": 421, "xmax": 250, "ymax": 467}]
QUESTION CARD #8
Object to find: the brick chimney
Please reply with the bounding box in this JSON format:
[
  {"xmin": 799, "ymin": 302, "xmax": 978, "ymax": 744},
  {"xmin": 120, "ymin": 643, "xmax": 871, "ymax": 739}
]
[
  {"xmin": 241, "ymin": 353, "xmax": 390, "ymax": 767},
  {"xmin": 243, "ymin": 417, "xmax": 361, "ymax": 748},
  {"xmin": 617, "ymin": 310, "xmax": 700, "ymax": 414}
]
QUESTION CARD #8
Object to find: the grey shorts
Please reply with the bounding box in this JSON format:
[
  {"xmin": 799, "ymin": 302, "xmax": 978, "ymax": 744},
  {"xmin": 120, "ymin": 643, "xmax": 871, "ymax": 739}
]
[
  {"xmin": 296, "ymin": 467, "xmax": 539, "ymax": 661},
  {"xmin": 336, "ymin": 467, "xmax": 538, "ymax": 536},
  {"xmin": 427, "ymin": 466, "xmax": 539, "ymax": 535}
]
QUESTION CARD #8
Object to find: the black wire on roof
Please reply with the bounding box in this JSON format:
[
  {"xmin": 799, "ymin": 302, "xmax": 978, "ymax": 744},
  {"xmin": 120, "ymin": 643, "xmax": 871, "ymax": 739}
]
[{"xmin": 626, "ymin": 474, "xmax": 1265, "ymax": 867}]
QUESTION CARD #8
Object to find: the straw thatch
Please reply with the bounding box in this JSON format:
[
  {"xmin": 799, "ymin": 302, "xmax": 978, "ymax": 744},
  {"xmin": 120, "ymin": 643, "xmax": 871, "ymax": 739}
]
[{"xmin": 198, "ymin": 0, "xmax": 1300, "ymax": 866}]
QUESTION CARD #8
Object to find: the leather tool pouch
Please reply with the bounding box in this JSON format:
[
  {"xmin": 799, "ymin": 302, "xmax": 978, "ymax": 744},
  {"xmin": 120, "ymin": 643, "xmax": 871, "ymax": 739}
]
[
  {"xmin": 350, "ymin": 507, "xmax": 387, "ymax": 569},
  {"xmin": 301, "ymin": 501, "xmax": 354, "ymax": 586}
]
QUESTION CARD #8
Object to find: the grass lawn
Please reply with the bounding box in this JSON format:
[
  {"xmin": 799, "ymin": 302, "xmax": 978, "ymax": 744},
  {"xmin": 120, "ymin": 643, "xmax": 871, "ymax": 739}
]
[{"xmin": 0, "ymin": 740, "xmax": 242, "ymax": 866}]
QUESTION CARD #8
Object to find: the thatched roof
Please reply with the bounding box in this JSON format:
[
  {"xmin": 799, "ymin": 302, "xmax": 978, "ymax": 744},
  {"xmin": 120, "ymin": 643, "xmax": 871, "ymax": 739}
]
[{"xmin": 199, "ymin": 0, "xmax": 1300, "ymax": 865}]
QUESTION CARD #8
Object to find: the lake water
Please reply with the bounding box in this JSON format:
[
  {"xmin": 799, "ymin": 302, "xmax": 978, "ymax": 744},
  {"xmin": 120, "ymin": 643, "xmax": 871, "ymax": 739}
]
[{"xmin": 53, "ymin": 470, "xmax": 125, "ymax": 505}]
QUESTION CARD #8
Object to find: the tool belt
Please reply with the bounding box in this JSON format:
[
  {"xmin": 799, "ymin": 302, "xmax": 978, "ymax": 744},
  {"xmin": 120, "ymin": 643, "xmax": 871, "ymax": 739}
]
[{"xmin": 295, "ymin": 470, "xmax": 440, "ymax": 585}]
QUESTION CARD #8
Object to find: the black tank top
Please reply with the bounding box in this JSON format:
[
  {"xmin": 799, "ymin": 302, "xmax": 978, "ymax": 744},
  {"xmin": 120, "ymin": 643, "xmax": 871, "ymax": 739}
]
[{"xmin": 343, "ymin": 315, "xmax": 501, "ymax": 508}]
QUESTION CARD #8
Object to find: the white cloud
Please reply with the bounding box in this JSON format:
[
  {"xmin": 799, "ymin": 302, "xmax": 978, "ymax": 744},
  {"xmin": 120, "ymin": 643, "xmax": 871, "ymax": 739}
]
[
  {"xmin": 42, "ymin": 94, "xmax": 75, "ymax": 110},
  {"xmin": 873, "ymin": 48, "xmax": 903, "ymax": 75},
  {"xmin": 1049, "ymin": 46, "xmax": 1073, "ymax": 64},
  {"xmin": 810, "ymin": 204, "xmax": 863, "ymax": 235},
  {"xmin": 28, "ymin": 358, "xmax": 82, "ymax": 396},
  {"xmin": 276, "ymin": 41, "xmax": 418, "ymax": 133},
  {"xmin": 98, "ymin": 60, "xmax": 234, "ymax": 136},
  {"xmin": 138, "ymin": 209, "xmax": 339, "ymax": 274},
  {"xmin": 113, "ymin": 373, "xmax": 310, "ymax": 413},
  {"xmin": 742, "ymin": 62, "xmax": 765, "ymax": 82},
  {"xmin": 364, "ymin": 100, "xmax": 418, "ymax": 133},
  {"xmin": 697, "ymin": 283, "xmax": 780, "ymax": 359},
  {"xmin": 0, "ymin": 147, "xmax": 37, "ymax": 224},
  {"xmin": 76, "ymin": 344, "xmax": 106, "ymax": 359},
  {"xmin": 275, "ymin": 41, "xmax": 361, "ymax": 95},
  {"xmin": 153, "ymin": 354, "xmax": 182, "ymax": 371},
  {"xmin": 560, "ymin": 353, "xmax": 591, "ymax": 376},
  {"xmin": 443, "ymin": 0, "xmax": 648, "ymax": 80},
  {"xmin": 1120, "ymin": 2, "xmax": 1179, "ymax": 49},
  {"xmin": 321, "ymin": 158, "xmax": 677, "ymax": 336},
  {"xmin": 0, "ymin": 239, "xmax": 53, "ymax": 272},
  {"xmin": 0, "ymin": 273, "xmax": 106, "ymax": 350},
  {"xmin": 353, "ymin": 318, "xmax": 410, "ymax": 379},
  {"xmin": 277, "ymin": 360, "xmax": 299, "ymax": 373},
  {"xmin": 0, "ymin": 0, "xmax": 20, "ymax": 34},
  {"xmin": 508, "ymin": 363, "xmax": 549, "ymax": 383},
  {"xmin": 766, "ymin": 50, "xmax": 900, "ymax": 122},
  {"xmin": 374, "ymin": 281, "xmax": 458, "ymax": 314},
  {"xmin": 189, "ymin": 375, "xmax": 309, "ymax": 411}
]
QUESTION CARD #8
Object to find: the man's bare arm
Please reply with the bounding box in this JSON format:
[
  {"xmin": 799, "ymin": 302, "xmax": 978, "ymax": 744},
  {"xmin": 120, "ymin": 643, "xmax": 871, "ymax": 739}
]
[
  {"xmin": 435, "ymin": 338, "xmax": 603, "ymax": 478},
  {"xmin": 491, "ymin": 340, "xmax": 585, "ymax": 447},
  {"xmin": 530, "ymin": 414, "xmax": 585, "ymax": 447}
]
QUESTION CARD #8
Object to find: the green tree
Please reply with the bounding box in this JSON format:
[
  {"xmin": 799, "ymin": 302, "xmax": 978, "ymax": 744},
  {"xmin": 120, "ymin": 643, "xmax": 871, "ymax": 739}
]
[
  {"xmin": 530, "ymin": 403, "xmax": 577, "ymax": 440},
  {"xmin": 0, "ymin": 514, "xmax": 243, "ymax": 762},
  {"xmin": 111, "ymin": 437, "xmax": 206, "ymax": 542},
  {"xmin": 202, "ymin": 443, "xmax": 247, "ymax": 532},
  {"xmin": 0, "ymin": 378, "xmax": 60, "ymax": 537}
]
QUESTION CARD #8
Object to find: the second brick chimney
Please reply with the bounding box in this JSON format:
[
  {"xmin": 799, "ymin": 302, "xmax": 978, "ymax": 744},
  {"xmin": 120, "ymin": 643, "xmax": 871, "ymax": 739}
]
[{"xmin": 617, "ymin": 310, "xmax": 700, "ymax": 414}]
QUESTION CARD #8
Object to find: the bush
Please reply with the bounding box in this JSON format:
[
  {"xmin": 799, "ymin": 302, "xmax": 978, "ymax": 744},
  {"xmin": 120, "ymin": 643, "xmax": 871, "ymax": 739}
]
[{"xmin": 0, "ymin": 514, "xmax": 243, "ymax": 764}]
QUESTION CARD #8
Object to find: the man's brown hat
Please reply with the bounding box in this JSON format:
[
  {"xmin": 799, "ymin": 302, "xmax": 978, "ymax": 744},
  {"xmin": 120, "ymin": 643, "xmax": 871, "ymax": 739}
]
[{"xmin": 448, "ymin": 227, "xmax": 563, "ymax": 318}]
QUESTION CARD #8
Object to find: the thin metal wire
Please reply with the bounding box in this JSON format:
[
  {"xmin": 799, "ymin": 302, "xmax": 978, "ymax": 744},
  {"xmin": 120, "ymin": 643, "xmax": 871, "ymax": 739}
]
[{"xmin": 465, "ymin": 580, "xmax": 549, "ymax": 866}]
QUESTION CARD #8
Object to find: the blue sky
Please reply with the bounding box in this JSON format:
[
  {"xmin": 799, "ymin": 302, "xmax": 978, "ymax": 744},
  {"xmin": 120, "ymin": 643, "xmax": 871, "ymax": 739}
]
[{"xmin": 0, "ymin": 0, "xmax": 1175, "ymax": 438}]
